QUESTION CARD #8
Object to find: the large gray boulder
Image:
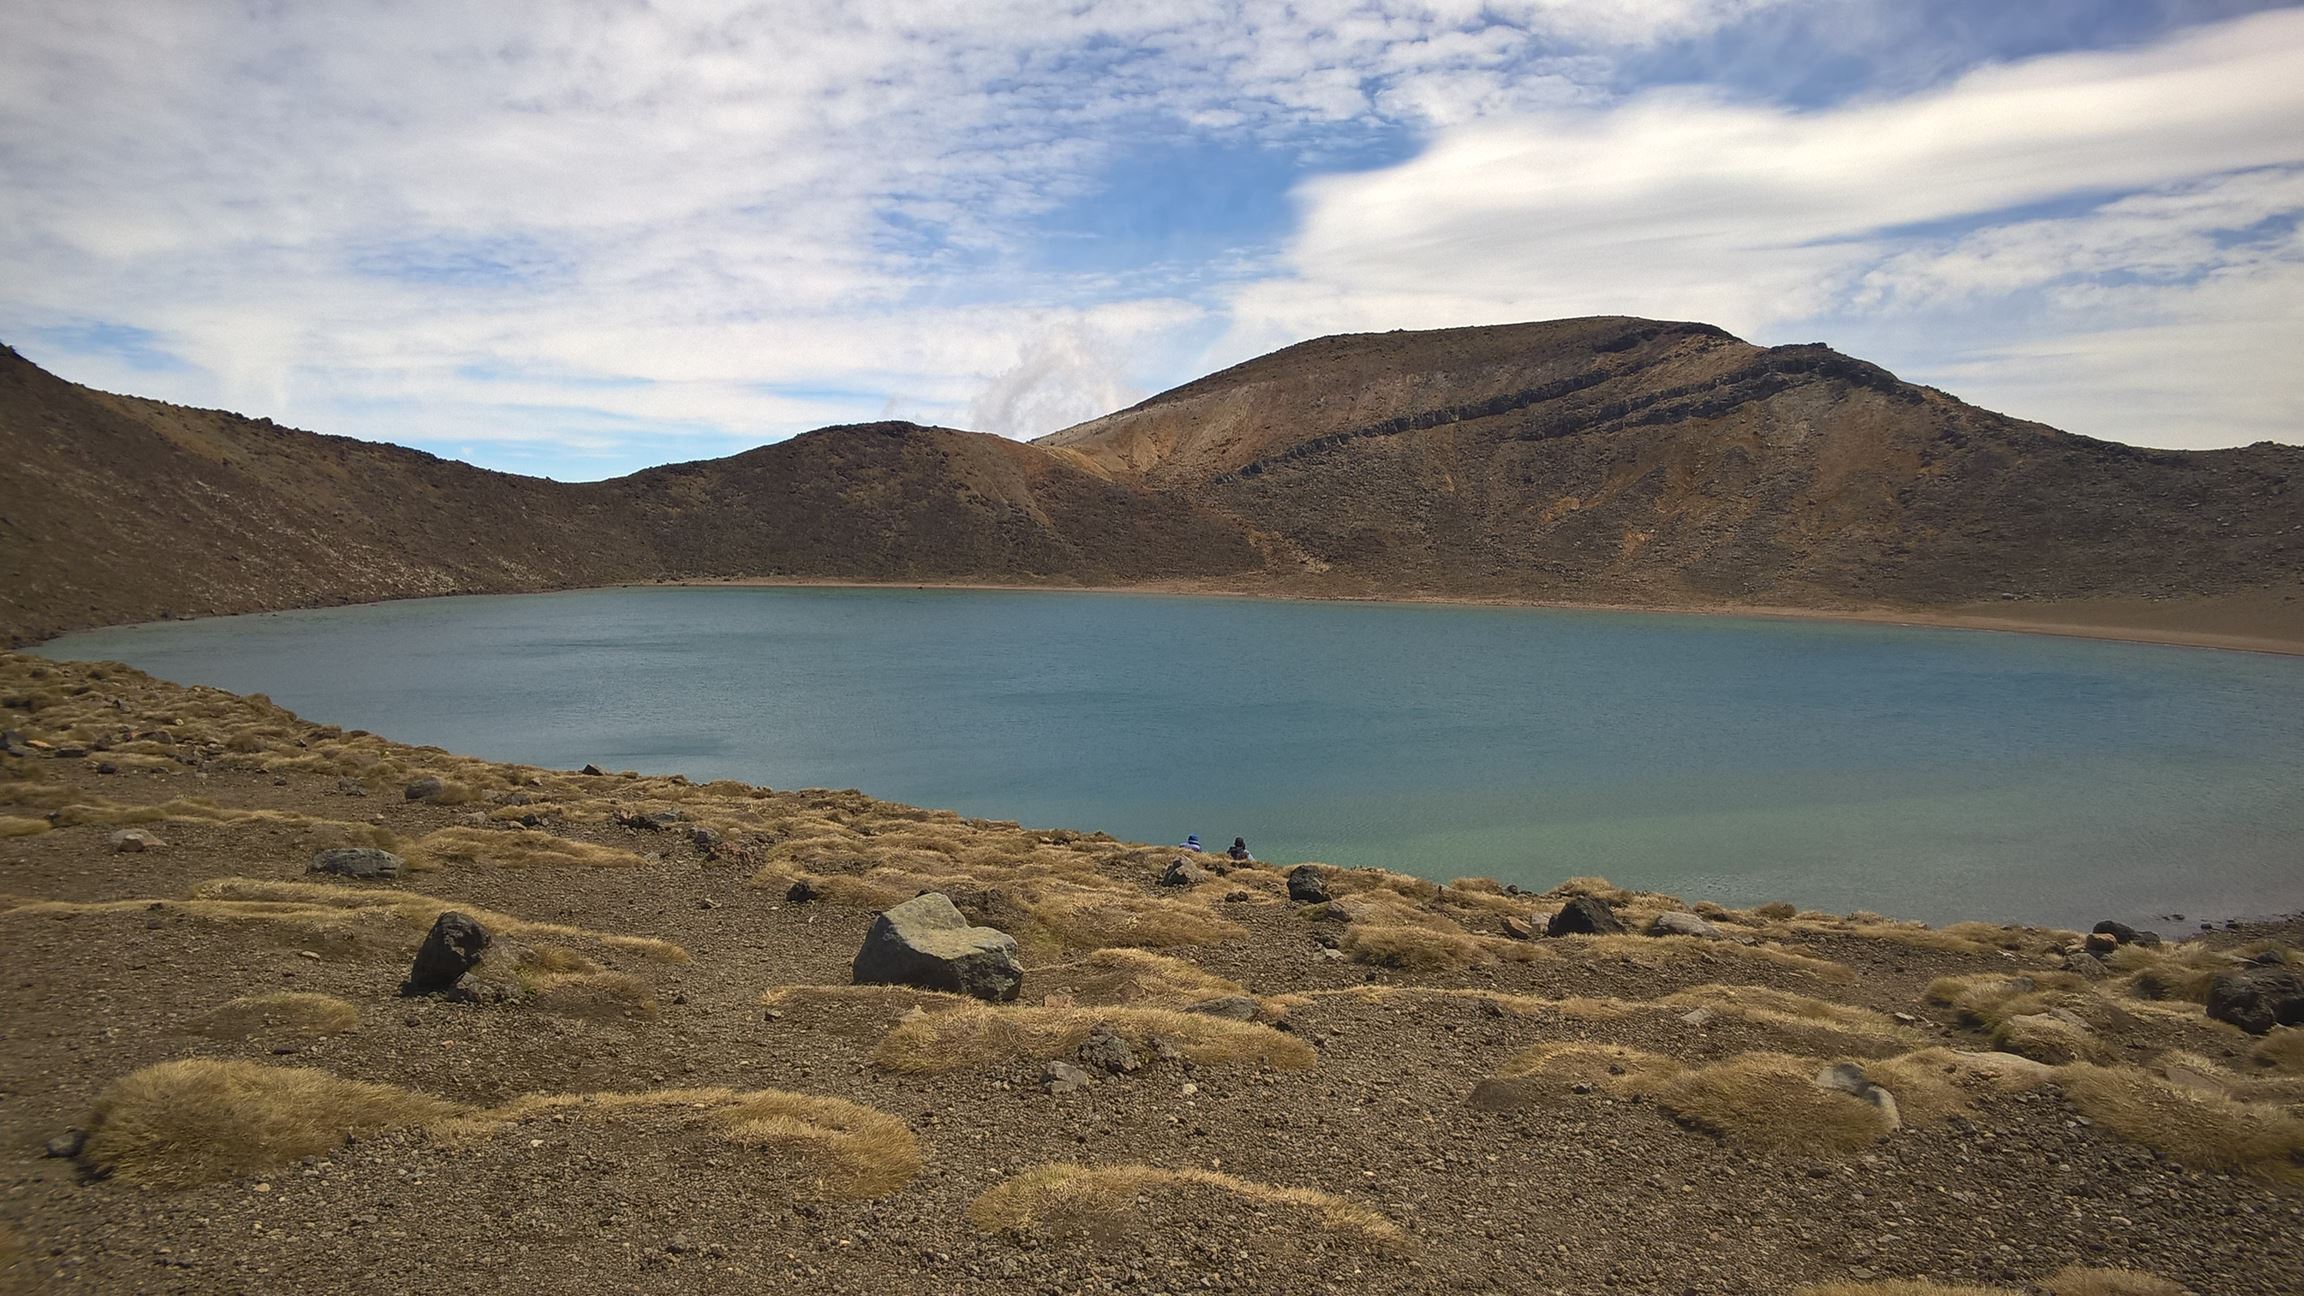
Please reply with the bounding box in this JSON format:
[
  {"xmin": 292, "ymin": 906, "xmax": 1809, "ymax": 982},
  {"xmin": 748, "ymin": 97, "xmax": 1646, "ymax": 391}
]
[
  {"xmin": 852, "ymin": 893, "xmax": 1023, "ymax": 1002},
  {"xmin": 1648, "ymin": 911, "xmax": 1725, "ymax": 939},
  {"xmin": 1547, "ymin": 896, "xmax": 1625, "ymax": 937}
]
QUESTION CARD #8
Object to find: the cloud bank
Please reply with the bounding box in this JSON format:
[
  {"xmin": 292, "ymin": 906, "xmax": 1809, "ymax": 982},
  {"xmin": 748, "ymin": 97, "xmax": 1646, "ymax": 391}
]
[{"xmin": 1, "ymin": 1, "xmax": 2297, "ymax": 474}]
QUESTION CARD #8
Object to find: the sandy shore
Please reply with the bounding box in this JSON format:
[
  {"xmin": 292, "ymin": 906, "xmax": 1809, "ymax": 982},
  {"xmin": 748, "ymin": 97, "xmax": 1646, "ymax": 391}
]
[{"xmin": 642, "ymin": 577, "xmax": 2304, "ymax": 657}]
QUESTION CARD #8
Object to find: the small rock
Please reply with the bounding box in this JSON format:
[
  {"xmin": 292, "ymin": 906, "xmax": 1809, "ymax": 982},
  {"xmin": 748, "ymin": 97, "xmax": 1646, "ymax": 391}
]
[
  {"xmin": 2091, "ymin": 919, "xmax": 2162, "ymax": 947},
  {"xmin": 1184, "ymin": 995, "xmax": 1259, "ymax": 1021},
  {"xmin": 336, "ymin": 778, "xmax": 367, "ymax": 797},
  {"xmin": 1814, "ymin": 1063, "xmax": 1901, "ymax": 1129},
  {"xmin": 2060, "ymin": 952, "xmax": 2109, "ymax": 980},
  {"xmin": 690, "ymin": 826, "xmax": 722, "ymax": 853},
  {"xmin": 108, "ymin": 829, "xmax": 163, "ymax": 853},
  {"xmin": 43, "ymin": 1129, "xmax": 86, "ymax": 1159},
  {"xmin": 1547, "ymin": 895, "xmax": 1625, "ymax": 937},
  {"xmin": 94, "ymin": 761, "xmax": 118, "ymax": 775},
  {"xmin": 786, "ymin": 880, "xmax": 822, "ymax": 904},
  {"xmin": 309, "ymin": 847, "xmax": 404, "ymax": 881},
  {"xmin": 2083, "ymin": 932, "xmax": 2120, "ymax": 956},
  {"xmin": 1159, "ymin": 857, "xmax": 1211, "ymax": 888},
  {"xmin": 1077, "ymin": 1025, "xmax": 1140, "ymax": 1075},
  {"xmin": 697, "ymin": 897, "xmax": 719, "ymax": 910},
  {"xmin": 1648, "ymin": 911, "xmax": 1725, "ymax": 939},
  {"xmin": 1286, "ymin": 866, "xmax": 1331, "ymax": 904},
  {"xmin": 403, "ymin": 776, "xmax": 444, "ymax": 802},
  {"xmin": 1499, "ymin": 915, "xmax": 1535, "ymax": 941},
  {"xmin": 580, "ymin": 763, "xmax": 605, "ymax": 776},
  {"xmin": 1042, "ymin": 1061, "xmax": 1093, "ymax": 1094},
  {"xmin": 1679, "ymin": 1007, "xmax": 1718, "ymax": 1028}
]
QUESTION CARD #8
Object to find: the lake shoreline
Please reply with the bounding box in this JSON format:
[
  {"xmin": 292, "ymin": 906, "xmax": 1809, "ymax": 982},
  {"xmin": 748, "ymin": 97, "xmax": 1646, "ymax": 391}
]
[{"xmin": 636, "ymin": 576, "xmax": 2304, "ymax": 659}]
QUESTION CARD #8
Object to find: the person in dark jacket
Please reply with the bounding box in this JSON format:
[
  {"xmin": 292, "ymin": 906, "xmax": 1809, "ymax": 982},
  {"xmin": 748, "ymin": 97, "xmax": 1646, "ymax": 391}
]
[{"xmin": 1228, "ymin": 837, "xmax": 1251, "ymax": 862}]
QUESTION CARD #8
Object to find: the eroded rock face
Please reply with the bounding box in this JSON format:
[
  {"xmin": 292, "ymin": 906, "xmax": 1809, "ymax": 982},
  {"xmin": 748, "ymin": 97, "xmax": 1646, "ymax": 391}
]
[
  {"xmin": 310, "ymin": 847, "xmax": 403, "ymax": 880},
  {"xmin": 851, "ymin": 892, "xmax": 1022, "ymax": 1002},
  {"xmin": 1814, "ymin": 1063, "xmax": 1901, "ymax": 1130},
  {"xmin": 1547, "ymin": 896, "xmax": 1625, "ymax": 937},
  {"xmin": 1160, "ymin": 857, "xmax": 1212, "ymax": 887},
  {"xmin": 2205, "ymin": 967, "xmax": 2304, "ymax": 1035},
  {"xmin": 402, "ymin": 911, "xmax": 491, "ymax": 996}
]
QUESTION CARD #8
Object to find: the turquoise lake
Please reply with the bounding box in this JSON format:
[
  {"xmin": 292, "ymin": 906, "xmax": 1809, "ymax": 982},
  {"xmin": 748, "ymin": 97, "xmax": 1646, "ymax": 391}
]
[{"xmin": 35, "ymin": 586, "xmax": 2304, "ymax": 930}]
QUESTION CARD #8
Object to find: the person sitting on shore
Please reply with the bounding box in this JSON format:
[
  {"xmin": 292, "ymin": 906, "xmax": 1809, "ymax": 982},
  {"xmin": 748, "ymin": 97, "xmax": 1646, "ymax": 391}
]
[
  {"xmin": 1181, "ymin": 834, "xmax": 1203, "ymax": 852},
  {"xmin": 1228, "ymin": 837, "xmax": 1251, "ymax": 862}
]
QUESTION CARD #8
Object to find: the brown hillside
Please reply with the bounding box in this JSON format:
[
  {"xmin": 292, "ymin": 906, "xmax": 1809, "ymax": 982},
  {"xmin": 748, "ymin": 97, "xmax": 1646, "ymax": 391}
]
[{"xmin": 1044, "ymin": 318, "xmax": 2304, "ymax": 608}]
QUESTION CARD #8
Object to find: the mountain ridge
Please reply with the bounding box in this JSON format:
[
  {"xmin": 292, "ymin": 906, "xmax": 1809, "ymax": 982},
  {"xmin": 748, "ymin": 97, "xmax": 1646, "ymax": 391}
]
[{"xmin": 5, "ymin": 319, "xmax": 2299, "ymax": 645}]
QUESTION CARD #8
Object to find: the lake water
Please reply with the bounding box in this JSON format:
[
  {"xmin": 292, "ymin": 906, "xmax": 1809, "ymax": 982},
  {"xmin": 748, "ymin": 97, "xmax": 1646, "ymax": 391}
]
[{"xmin": 35, "ymin": 586, "xmax": 2304, "ymax": 930}]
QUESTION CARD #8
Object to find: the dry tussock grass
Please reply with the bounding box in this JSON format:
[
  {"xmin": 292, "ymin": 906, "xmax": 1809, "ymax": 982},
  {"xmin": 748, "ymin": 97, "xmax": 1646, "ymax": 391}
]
[
  {"xmin": 2109, "ymin": 942, "xmax": 2254, "ymax": 1005},
  {"xmin": 1025, "ymin": 885, "xmax": 1245, "ymax": 951},
  {"xmin": 1796, "ymin": 1284, "xmax": 2013, "ymax": 1296},
  {"xmin": 872, "ymin": 1004, "xmax": 1314, "ymax": 1074},
  {"xmin": 1863, "ymin": 1049, "xmax": 2053, "ymax": 1126},
  {"xmin": 192, "ymin": 878, "xmax": 690, "ymax": 962},
  {"xmin": 1925, "ymin": 972, "xmax": 2094, "ymax": 1028},
  {"xmin": 1031, "ymin": 949, "xmax": 1244, "ymax": 1005},
  {"xmin": 39, "ymin": 794, "xmax": 402, "ymax": 852},
  {"xmin": 1534, "ymin": 933, "xmax": 1856, "ymax": 982},
  {"xmin": 2253, "ymin": 1028, "xmax": 2304, "ymax": 1074},
  {"xmin": 2040, "ymin": 1267, "xmax": 2190, "ymax": 1295},
  {"xmin": 1265, "ymin": 985, "xmax": 1559, "ymax": 1018},
  {"xmin": 84, "ymin": 1060, "xmax": 920, "ymax": 1195},
  {"xmin": 522, "ymin": 971, "xmax": 658, "ymax": 1019},
  {"xmin": 760, "ymin": 984, "xmax": 975, "ymax": 1014},
  {"xmin": 1645, "ymin": 1051, "xmax": 1898, "ymax": 1152},
  {"xmin": 0, "ymin": 816, "xmax": 51, "ymax": 838},
  {"xmin": 83, "ymin": 1059, "xmax": 457, "ymax": 1188},
  {"xmin": 1339, "ymin": 922, "xmax": 1495, "ymax": 970},
  {"xmin": 195, "ymin": 992, "xmax": 359, "ymax": 1038},
  {"xmin": 410, "ymin": 826, "xmax": 649, "ymax": 870},
  {"xmin": 452, "ymin": 1088, "xmax": 918, "ymax": 1197},
  {"xmin": 1655, "ymin": 985, "xmax": 1914, "ymax": 1052},
  {"xmin": 1498, "ymin": 1042, "xmax": 1682, "ymax": 1094},
  {"xmin": 2058, "ymin": 1062, "xmax": 2304, "ymax": 1186},
  {"xmin": 968, "ymin": 1163, "xmax": 1405, "ymax": 1251}
]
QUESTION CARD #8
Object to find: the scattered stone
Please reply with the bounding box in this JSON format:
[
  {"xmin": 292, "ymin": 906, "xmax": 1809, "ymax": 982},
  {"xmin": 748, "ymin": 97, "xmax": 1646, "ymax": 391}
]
[
  {"xmin": 1547, "ymin": 895, "xmax": 1625, "ymax": 937},
  {"xmin": 2204, "ymin": 966, "xmax": 2304, "ymax": 1035},
  {"xmin": 1648, "ymin": 910, "xmax": 1725, "ymax": 939},
  {"xmin": 697, "ymin": 897, "xmax": 719, "ymax": 910},
  {"xmin": 851, "ymin": 892, "xmax": 1023, "ymax": 1002},
  {"xmin": 1077, "ymin": 1025, "xmax": 1140, "ymax": 1074},
  {"xmin": 2082, "ymin": 932, "xmax": 2120, "ymax": 956},
  {"xmin": 0, "ymin": 730, "xmax": 29, "ymax": 757},
  {"xmin": 1814, "ymin": 1063, "xmax": 1901, "ymax": 1129},
  {"xmin": 1042, "ymin": 1061, "xmax": 1093, "ymax": 1094},
  {"xmin": 1679, "ymin": 1007, "xmax": 1718, "ymax": 1028},
  {"xmin": 403, "ymin": 776, "xmax": 444, "ymax": 802},
  {"xmin": 1184, "ymin": 995, "xmax": 1259, "ymax": 1021},
  {"xmin": 786, "ymin": 880, "xmax": 822, "ymax": 904},
  {"xmin": 1286, "ymin": 866, "xmax": 1332, "ymax": 904},
  {"xmin": 108, "ymin": 829, "xmax": 163, "ymax": 853},
  {"xmin": 94, "ymin": 761, "xmax": 117, "ymax": 775},
  {"xmin": 1498, "ymin": 915, "xmax": 1535, "ymax": 941},
  {"xmin": 580, "ymin": 763, "xmax": 605, "ymax": 776},
  {"xmin": 1159, "ymin": 857, "xmax": 1211, "ymax": 887},
  {"xmin": 689, "ymin": 826, "xmax": 722, "ymax": 853},
  {"xmin": 43, "ymin": 1129, "xmax": 86, "ymax": 1159},
  {"xmin": 309, "ymin": 847, "xmax": 404, "ymax": 881},
  {"xmin": 335, "ymin": 777, "xmax": 367, "ymax": 797},
  {"xmin": 2091, "ymin": 919, "xmax": 2162, "ymax": 947},
  {"xmin": 400, "ymin": 911, "xmax": 492, "ymax": 997},
  {"xmin": 2060, "ymin": 952, "xmax": 2110, "ymax": 980}
]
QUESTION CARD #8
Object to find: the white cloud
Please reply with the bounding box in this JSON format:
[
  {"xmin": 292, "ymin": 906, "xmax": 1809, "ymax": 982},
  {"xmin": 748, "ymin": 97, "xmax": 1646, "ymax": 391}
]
[{"xmin": 1228, "ymin": 8, "xmax": 2304, "ymax": 447}]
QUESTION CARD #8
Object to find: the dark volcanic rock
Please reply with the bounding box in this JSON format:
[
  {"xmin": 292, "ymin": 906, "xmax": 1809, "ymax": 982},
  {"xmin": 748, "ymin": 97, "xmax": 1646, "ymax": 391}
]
[
  {"xmin": 851, "ymin": 892, "xmax": 1022, "ymax": 1002},
  {"xmin": 1548, "ymin": 896, "xmax": 1626, "ymax": 937},
  {"xmin": 2092, "ymin": 919, "xmax": 2162, "ymax": 947},
  {"xmin": 1286, "ymin": 866, "xmax": 1332, "ymax": 904},
  {"xmin": 2205, "ymin": 966, "xmax": 2304, "ymax": 1035},
  {"xmin": 403, "ymin": 776, "xmax": 444, "ymax": 802},
  {"xmin": 401, "ymin": 911, "xmax": 491, "ymax": 996}
]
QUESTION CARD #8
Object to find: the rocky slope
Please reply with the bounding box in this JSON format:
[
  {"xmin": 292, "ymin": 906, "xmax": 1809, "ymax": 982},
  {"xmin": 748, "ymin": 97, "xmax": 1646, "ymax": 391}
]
[
  {"xmin": 7, "ymin": 318, "xmax": 2301, "ymax": 644},
  {"xmin": 1042, "ymin": 318, "xmax": 2304, "ymax": 607},
  {"xmin": 2, "ymin": 655, "xmax": 2300, "ymax": 1294}
]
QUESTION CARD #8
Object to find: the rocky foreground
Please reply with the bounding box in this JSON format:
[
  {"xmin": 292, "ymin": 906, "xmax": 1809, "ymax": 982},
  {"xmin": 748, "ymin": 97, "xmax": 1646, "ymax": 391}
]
[{"xmin": 1, "ymin": 651, "xmax": 2299, "ymax": 1295}]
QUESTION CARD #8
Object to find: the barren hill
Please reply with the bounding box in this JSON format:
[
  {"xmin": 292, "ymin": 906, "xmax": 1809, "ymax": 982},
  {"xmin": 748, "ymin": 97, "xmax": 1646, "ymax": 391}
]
[
  {"xmin": 6, "ymin": 317, "xmax": 2301, "ymax": 644},
  {"xmin": 1041, "ymin": 317, "xmax": 2304, "ymax": 609}
]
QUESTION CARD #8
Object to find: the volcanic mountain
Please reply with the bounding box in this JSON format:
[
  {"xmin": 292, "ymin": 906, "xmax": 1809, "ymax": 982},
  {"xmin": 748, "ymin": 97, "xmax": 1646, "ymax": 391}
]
[{"xmin": 4, "ymin": 317, "xmax": 2299, "ymax": 644}]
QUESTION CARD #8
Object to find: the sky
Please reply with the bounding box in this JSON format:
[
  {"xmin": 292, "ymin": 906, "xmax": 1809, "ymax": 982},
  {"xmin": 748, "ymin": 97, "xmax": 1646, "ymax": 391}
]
[{"xmin": 3, "ymin": 1, "xmax": 2300, "ymax": 479}]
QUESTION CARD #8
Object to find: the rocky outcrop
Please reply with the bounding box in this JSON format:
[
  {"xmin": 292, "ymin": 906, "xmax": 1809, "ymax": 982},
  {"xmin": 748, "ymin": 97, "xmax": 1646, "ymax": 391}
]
[
  {"xmin": 851, "ymin": 892, "xmax": 1022, "ymax": 1002},
  {"xmin": 1286, "ymin": 867, "xmax": 1332, "ymax": 904},
  {"xmin": 2205, "ymin": 967, "xmax": 2304, "ymax": 1035},
  {"xmin": 310, "ymin": 847, "xmax": 404, "ymax": 880},
  {"xmin": 401, "ymin": 912, "xmax": 492, "ymax": 996},
  {"xmin": 1547, "ymin": 896, "xmax": 1625, "ymax": 937}
]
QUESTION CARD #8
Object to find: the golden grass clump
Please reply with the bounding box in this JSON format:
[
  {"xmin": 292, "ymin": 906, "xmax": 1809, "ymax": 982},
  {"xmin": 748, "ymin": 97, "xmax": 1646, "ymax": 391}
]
[
  {"xmin": 2058, "ymin": 1062, "xmax": 2304, "ymax": 1186},
  {"xmin": 82, "ymin": 1059, "xmax": 457, "ymax": 1188},
  {"xmin": 2039, "ymin": 1267, "xmax": 2190, "ymax": 1296},
  {"xmin": 1644, "ymin": 1051, "xmax": 1898, "ymax": 1153},
  {"xmin": 872, "ymin": 1004, "xmax": 1314, "ymax": 1074},
  {"xmin": 1022, "ymin": 886, "xmax": 1246, "ymax": 951},
  {"xmin": 1796, "ymin": 1284, "xmax": 2013, "ymax": 1296},
  {"xmin": 1032, "ymin": 948, "xmax": 1246, "ymax": 1006},
  {"xmin": 410, "ymin": 826, "xmax": 649, "ymax": 870},
  {"xmin": 968, "ymin": 1163, "xmax": 1405, "ymax": 1251},
  {"xmin": 1924, "ymin": 972, "xmax": 2092, "ymax": 1029},
  {"xmin": 1497, "ymin": 1042, "xmax": 1682, "ymax": 1095},
  {"xmin": 1657, "ymin": 985, "xmax": 1913, "ymax": 1051},
  {"xmin": 2252, "ymin": 1027, "xmax": 2304, "ymax": 1074},
  {"xmin": 457, "ymin": 1088, "xmax": 919, "ymax": 1197},
  {"xmin": 41, "ymin": 795, "xmax": 400, "ymax": 851},
  {"xmin": 2110, "ymin": 942, "xmax": 2251, "ymax": 1005},
  {"xmin": 1542, "ymin": 933, "xmax": 1855, "ymax": 982},
  {"xmin": 0, "ymin": 816, "xmax": 51, "ymax": 838},
  {"xmin": 1989, "ymin": 1011, "xmax": 2103, "ymax": 1065},
  {"xmin": 1862, "ymin": 1049, "xmax": 2052, "ymax": 1126},
  {"xmin": 195, "ymin": 992, "xmax": 359, "ymax": 1039},
  {"xmin": 1339, "ymin": 922, "xmax": 1492, "ymax": 971},
  {"xmin": 189, "ymin": 877, "xmax": 690, "ymax": 963}
]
